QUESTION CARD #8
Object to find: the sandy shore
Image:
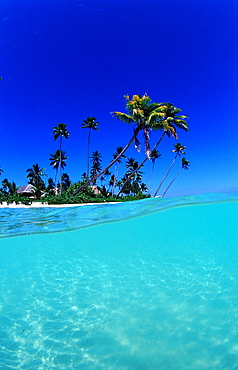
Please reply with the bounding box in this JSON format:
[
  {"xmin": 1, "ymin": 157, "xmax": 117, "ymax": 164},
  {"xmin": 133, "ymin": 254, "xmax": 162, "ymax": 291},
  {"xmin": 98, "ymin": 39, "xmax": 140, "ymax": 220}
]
[{"xmin": 0, "ymin": 201, "xmax": 120, "ymax": 208}]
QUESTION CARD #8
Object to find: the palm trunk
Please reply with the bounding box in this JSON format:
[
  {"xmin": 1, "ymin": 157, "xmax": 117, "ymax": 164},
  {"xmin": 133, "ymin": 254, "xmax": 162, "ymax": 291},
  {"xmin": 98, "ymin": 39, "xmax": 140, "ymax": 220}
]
[
  {"xmin": 111, "ymin": 163, "xmax": 118, "ymax": 196},
  {"xmin": 87, "ymin": 129, "xmax": 91, "ymax": 178},
  {"xmin": 161, "ymin": 167, "xmax": 182, "ymax": 198},
  {"xmin": 59, "ymin": 137, "xmax": 62, "ymax": 195},
  {"xmin": 117, "ymin": 132, "xmax": 166, "ymax": 198},
  {"xmin": 154, "ymin": 153, "xmax": 178, "ymax": 197},
  {"xmin": 148, "ymin": 162, "xmax": 155, "ymax": 194},
  {"xmin": 72, "ymin": 127, "xmax": 141, "ymax": 195}
]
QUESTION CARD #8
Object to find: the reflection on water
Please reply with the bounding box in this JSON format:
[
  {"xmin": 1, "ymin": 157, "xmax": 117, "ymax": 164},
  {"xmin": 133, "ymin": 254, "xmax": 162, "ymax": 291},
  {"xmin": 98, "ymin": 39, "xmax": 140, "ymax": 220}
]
[{"xmin": 0, "ymin": 195, "xmax": 238, "ymax": 369}]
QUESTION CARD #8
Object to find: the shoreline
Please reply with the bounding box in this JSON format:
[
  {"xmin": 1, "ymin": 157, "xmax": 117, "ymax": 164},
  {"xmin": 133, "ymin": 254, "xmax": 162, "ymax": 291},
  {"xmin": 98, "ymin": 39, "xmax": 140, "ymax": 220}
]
[{"xmin": 0, "ymin": 201, "xmax": 121, "ymax": 208}]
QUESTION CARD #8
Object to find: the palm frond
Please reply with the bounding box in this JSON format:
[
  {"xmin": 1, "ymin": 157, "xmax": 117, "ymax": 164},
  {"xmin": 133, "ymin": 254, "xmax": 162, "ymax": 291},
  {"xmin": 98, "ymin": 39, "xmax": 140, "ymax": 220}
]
[{"xmin": 111, "ymin": 112, "xmax": 135, "ymax": 124}]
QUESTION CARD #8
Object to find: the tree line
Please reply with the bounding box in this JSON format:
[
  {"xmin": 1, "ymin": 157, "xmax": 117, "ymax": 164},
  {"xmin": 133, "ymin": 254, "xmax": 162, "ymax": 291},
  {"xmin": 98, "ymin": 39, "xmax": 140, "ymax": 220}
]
[{"xmin": 0, "ymin": 94, "xmax": 190, "ymax": 204}]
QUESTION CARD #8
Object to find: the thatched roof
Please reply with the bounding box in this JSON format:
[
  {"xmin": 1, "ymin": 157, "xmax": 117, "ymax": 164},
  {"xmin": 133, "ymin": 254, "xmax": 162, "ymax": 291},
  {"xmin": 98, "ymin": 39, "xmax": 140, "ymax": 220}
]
[{"xmin": 17, "ymin": 184, "xmax": 34, "ymax": 195}]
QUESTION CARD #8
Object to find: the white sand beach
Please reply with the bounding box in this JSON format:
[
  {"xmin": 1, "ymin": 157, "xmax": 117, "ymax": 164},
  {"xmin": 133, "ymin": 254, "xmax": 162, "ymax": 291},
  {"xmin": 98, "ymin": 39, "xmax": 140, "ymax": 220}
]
[{"xmin": 0, "ymin": 201, "xmax": 120, "ymax": 208}]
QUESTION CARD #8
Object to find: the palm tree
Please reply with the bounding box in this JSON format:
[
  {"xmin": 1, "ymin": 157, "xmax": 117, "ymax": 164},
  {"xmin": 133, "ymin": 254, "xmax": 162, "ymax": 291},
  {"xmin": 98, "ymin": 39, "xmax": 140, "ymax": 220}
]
[
  {"xmin": 52, "ymin": 123, "xmax": 69, "ymax": 194},
  {"xmin": 49, "ymin": 149, "xmax": 68, "ymax": 185},
  {"xmin": 117, "ymin": 158, "xmax": 144, "ymax": 197},
  {"xmin": 0, "ymin": 166, "xmax": 3, "ymax": 176},
  {"xmin": 122, "ymin": 103, "xmax": 189, "ymax": 186},
  {"xmin": 61, "ymin": 173, "xmax": 71, "ymax": 192},
  {"xmin": 90, "ymin": 151, "xmax": 102, "ymax": 185},
  {"xmin": 111, "ymin": 146, "xmax": 126, "ymax": 195},
  {"xmin": 140, "ymin": 182, "xmax": 149, "ymax": 194},
  {"xmin": 1, "ymin": 178, "xmax": 19, "ymax": 195},
  {"xmin": 162, "ymin": 158, "xmax": 190, "ymax": 197},
  {"xmin": 73, "ymin": 94, "xmax": 168, "ymax": 195},
  {"xmin": 26, "ymin": 164, "xmax": 47, "ymax": 199},
  {"xmin": 154, "ymin": 143, "xmax": 186, "ymax": 197},
  {"xmin": 148, "ymin": 149, "xmax": 161, "ymax": 194},
  {"xmin": 82, "ymin": 117, "xmax": 99, "ymax": 177},
  {"xmin": 46, "ymin": 177, "xmax": 56, "ymax": 195}
]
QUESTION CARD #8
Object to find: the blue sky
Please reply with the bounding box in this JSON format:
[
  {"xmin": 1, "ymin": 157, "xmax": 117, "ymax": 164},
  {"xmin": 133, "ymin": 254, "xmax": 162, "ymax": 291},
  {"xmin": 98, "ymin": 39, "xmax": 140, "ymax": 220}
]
[{"xmin": 0, "ymin": 0, "xmax": 237, "ymax": 197}]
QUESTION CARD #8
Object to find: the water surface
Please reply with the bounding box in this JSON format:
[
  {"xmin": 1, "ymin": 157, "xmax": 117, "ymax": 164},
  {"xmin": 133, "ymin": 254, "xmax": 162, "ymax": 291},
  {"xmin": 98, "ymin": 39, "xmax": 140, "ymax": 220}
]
[{"xmin": 0, "ymin": 194, "xmax": 238, "ymax": 369}]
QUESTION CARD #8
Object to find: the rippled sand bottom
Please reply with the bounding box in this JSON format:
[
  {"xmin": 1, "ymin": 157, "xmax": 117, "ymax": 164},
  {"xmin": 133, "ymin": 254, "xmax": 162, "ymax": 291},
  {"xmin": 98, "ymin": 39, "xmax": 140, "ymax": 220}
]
[{"xmin": 0, "ymin": 201, "xmax": 238, "ymax": 369}]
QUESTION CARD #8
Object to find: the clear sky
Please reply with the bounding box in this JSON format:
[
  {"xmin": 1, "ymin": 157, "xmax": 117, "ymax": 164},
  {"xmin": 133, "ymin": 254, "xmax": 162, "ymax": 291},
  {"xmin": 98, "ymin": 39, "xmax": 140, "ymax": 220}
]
[{"xmin": 0, "ymin": 0, "xmax": 237, "ymax": 197}]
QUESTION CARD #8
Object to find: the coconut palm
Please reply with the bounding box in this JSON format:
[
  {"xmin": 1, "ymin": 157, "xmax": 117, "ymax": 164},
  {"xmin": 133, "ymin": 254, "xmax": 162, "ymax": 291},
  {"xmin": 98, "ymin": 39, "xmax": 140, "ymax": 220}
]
[
  {"xmin": 46, "ymin": 177, "xmax": 56, "ymax": 195},
  {"xmin": 154, "ymin": 143, "xmax": 186, "ymax": 197},
  {"xmin": 90, "ymin": 151, "xmax": 102, "ymax": 185},
  {"xmin": 82, "ymin": 117, "xmax": 99, "ymax": 177},
  {"xmin": 61, "ymin": 173, "xmax": 71, "ymax": 192},
  {"xmin": 49, "ymin": 149, "xmax": 68, "ymax": 185},
  {"xmin": 117, "ymin": 157, "xmax": 144, "ymax": 197},
  {"xmin": 73, "ymin": 94, "xmax": 167, "ymax": 195},
  {"xmin": 26, "ymin": 164, "xmax": 47, "ymax": 199},
  {"xmin": 1, "ymin": 178, "xmax": 19, "ymax": 195},
  {"xmin": 148, "ymin": 149, "xmax": 161, "ymax": 194},
  {"xmin": 110, "ymin": 146, "xmax": 126, "ymax": 195},
  {"xmin": 162, "ymin": 158, "xmax": 190, "ymax": 197},
  {"xmin": 123, "ymin": 103, "xmax": 189, "ymax": 186},
  {"xmin": 52, "ymin": 123, "xmax": 69, "ymax": 194}
]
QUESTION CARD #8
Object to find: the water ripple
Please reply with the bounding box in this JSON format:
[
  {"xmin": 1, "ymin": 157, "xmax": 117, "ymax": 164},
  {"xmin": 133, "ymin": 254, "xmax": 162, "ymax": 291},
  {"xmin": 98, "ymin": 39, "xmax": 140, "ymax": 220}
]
[{"xmin": 0, "ymin": 192, "xmax": 237, "ymax": 238}]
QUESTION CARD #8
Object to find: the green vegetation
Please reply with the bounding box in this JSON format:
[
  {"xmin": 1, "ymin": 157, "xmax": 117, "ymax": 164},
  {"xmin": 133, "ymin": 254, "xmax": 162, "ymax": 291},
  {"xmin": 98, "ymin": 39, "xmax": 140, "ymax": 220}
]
[{"xmin": 0, "ymin": 94, "xmax": 190, "ymax": 205}]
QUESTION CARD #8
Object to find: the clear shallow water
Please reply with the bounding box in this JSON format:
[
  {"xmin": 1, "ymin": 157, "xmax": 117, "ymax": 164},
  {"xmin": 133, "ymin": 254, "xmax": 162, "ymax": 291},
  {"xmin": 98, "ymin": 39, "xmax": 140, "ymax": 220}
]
[{"xmin": 0, "ymin": 194, "xmax": 238, "ymax": 369}]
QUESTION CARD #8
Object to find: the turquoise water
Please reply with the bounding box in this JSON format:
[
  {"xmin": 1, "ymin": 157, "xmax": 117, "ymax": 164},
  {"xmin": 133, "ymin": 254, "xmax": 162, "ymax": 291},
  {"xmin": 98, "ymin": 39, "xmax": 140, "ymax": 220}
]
[{"xmin": 0, "ymin": 194, "xmax": 238, "ymax": 369}]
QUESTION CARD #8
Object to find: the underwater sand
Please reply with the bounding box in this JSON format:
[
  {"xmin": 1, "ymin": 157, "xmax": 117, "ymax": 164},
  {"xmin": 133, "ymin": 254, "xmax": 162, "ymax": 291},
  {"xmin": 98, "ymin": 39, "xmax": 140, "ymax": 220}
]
[{"xmin": 0, "ymin": 194, "xmax": 238, "ymax": 369}]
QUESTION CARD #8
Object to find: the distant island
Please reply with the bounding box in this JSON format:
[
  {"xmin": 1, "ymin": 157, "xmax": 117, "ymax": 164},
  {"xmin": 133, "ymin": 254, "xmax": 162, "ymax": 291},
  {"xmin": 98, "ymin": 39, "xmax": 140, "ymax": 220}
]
[{"xmin": 0, "ymin": 94, "xmax": 190, "ymax": 206}]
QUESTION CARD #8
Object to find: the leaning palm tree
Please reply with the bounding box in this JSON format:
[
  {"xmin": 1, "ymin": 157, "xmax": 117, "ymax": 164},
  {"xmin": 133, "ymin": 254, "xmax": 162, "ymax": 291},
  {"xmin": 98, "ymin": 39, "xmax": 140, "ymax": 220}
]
[
  {"xmin": 111, "ymin": 146, "xmax": 126, "ymax": 195},
  {"xmin": 82, "ymin": 117, "xmax": 99, "ymax": 178},
  {"xmin": 52, "ymin": 123, "xmax": 69, "ymax": 194},
  {"xmin": 154, "ymin": 143, "xmax": 186, "ymax": 197},
  {"xmin": 162, "ymin": 158, "xmax": 190, "ymax": 197},
  {"xmin": 123, "ymin": 103, "xmax": 189, "ymax": 186},
  {"xmin": 49, "ymin": 149, "xmax": 68, "ymax": 185},
  {"xmin": 73, "ymin": 94, "xmax": 168, "ymax": 195}
]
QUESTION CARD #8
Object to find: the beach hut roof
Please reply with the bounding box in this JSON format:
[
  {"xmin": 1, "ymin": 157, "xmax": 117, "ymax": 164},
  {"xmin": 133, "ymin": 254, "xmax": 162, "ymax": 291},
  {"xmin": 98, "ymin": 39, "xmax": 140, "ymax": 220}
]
[{"xmin": 17, "ymin": 184, "xmax": 34, "ymax": 194}]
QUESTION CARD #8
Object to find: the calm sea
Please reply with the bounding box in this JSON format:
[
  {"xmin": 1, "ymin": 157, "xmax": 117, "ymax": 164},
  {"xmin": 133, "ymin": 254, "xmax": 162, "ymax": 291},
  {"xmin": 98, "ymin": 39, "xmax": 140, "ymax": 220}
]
[{"xmin": 0, "ymin": 194, "xmax": 238, "ymax": 369}]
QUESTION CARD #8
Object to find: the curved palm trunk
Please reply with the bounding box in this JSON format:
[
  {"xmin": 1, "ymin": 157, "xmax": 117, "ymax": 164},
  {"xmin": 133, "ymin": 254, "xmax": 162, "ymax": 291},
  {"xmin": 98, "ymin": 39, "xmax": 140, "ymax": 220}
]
[
  {"xmin": 161, "ymin": 167, "xmax": 182, "ymax": 198},
  {"xmin": 116, "ymin": 132, "xmax": 165, "ymax": 198},
  {"xmin": 87, "ymin": 128, "xmax": 91, "ymax": 178},
  {"xmin": 72, "ymin": 127, "xmax": 141, "ymax": 195},
  {"xmin": 154, "ymin": 153, "xmax": 178, "ymax": 197},
  {"xmin": 148, "ymin": 162, "xmax": 155, "ymax": 194}
]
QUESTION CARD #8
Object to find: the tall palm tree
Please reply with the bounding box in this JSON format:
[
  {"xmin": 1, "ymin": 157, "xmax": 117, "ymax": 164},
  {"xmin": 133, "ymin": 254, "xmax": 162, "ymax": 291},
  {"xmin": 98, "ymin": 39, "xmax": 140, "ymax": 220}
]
[
  {"xmin": 49, "ymin": 149, "xmax": 68, "ymax": 185},
  {"xmin": 154, "ymin": 143, "xmax": 186, "ymax": 197},
  {"xmin": 82, "ymin": 117, "xmax": 99, "ymax": 177},
  {"xmin": 123, "ymin": 103, "xmax": 189, "ymax": 186},
  {"xmin": 52, "ymin": 123, "xmax": 69, "ymax": 194},
  {"xmin": 73, "ymin": 94, "xmax": 168, "ymax": 195},
  {"xmin": 148, "ymin": 149, "xmax": 161, "ymax": 194},
  {"xmin": 162, "ymin": 158, "xmax": 190, "ymax": 197}
]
